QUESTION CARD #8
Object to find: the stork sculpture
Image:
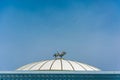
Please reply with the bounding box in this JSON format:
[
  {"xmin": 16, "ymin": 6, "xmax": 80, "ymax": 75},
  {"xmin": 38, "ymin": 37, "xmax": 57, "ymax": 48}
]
[{"xmin": 53, "ymin": 51, "xmax": 66, "ymax": 59}]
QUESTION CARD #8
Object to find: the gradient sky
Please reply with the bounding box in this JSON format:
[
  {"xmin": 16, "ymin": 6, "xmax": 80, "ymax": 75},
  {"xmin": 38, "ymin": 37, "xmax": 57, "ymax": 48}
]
[{"xmin": 0, "ymin": 0, "xmax": 120, "ymax": 71}]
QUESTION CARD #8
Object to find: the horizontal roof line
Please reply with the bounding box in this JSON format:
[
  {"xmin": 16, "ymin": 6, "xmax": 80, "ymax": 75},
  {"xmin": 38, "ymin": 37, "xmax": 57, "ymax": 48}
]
[{"xmin": 0, "ymin": 71, "xmax": 120, "ymax": 74}]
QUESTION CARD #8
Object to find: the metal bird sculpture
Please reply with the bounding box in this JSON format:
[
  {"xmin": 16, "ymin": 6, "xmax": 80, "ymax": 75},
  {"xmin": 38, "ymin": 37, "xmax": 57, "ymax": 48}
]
[
  {"xmin": 59, "ymin": 51, "xmax": 66, "ymax": 58},
  {"xmin": 53, "ymin": 51, "xmax": 59, "ymax": 59},
  {"xmin": 53, "ymin": 51, "xmax": 67, "ymax": 59}
]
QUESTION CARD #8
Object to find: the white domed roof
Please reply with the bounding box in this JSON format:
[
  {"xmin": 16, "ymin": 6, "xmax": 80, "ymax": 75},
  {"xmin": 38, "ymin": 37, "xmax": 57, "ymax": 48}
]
[{"xmin": 17, "ymin": 59, "xmax": 100, "ymax": 71}]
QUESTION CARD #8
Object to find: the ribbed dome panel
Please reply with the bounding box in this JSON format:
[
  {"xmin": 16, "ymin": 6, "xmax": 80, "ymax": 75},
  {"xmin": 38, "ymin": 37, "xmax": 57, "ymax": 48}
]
[{"xmin": 17, "ymin": 59, "xmax": 100, "ymax": 71}]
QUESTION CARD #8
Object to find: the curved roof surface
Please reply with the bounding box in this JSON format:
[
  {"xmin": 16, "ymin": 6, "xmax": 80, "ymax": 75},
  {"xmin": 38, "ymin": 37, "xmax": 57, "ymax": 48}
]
[{"xmin": 17, "ymin": 59, "xmax": 100, "ymax": 71}]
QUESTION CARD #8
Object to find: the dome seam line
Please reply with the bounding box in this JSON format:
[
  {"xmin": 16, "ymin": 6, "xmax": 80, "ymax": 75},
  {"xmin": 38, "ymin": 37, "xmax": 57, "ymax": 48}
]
[
  {"xmin": 49, "ymin": 60, "xmax": 56, "ymax": 70},
  {"xmin": 84, "ymin": 64, "xmax": 96, "ymax": 71},
  {"xmin": 60, "ymin": 59, "xmax": 63, "ymax": 70},
  {"xmin": 17, "ymin": 63, "xmax": 32, "ymax": 70},
  {"xmin": 31, "ymin": 61, "xmax": 44, "ymax": 70},
  {"xmin": 28, "ymin": 62, "xmax": 40, "ymax": 70},
  {"xmin": 67, "ymin": 60, "xmax": 75, "ymax": 71},
  {"xmin": 74, "ymin": 61, "xmax": 87, "ymax": 71},
  {"xmin": 38, "ymin": 60, "xmax": 49, "ymax": 70}
]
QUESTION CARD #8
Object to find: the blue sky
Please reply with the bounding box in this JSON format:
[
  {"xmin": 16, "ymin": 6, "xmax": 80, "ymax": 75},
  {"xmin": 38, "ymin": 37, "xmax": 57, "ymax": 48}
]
[{"xmin": 0, "ymin": 0, "xmax": 120, "ymax": 71}]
